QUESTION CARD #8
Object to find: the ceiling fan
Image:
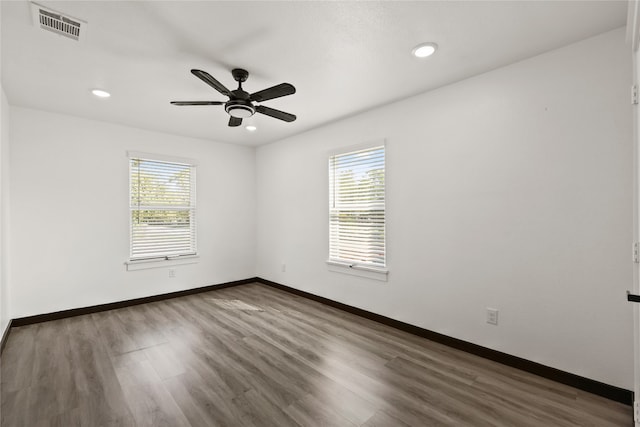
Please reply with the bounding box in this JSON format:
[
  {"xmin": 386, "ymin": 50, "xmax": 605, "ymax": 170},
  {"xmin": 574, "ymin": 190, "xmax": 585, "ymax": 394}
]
[{"xmin": 171, "ymin": 68, "xmax": 296, "ymax": 127}]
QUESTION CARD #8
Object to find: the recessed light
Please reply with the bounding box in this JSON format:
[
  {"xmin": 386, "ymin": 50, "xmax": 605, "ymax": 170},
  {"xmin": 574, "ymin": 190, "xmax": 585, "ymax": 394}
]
[
  {"xmin": 412, "ymin": 42, "xmax": 438, "ymax": 58},
  {"xmin": 91, "ymin": 89, "xmax": 111, "ymax": 98},
  {"xmin": 246, "ymin": 125, "xmax": 257, "ymax": 132}
]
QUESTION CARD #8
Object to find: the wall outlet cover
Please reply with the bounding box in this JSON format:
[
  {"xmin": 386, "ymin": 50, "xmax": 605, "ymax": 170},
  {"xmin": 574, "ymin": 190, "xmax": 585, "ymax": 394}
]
[{"xmin": 486, "ymin": 308, "xmax": 499, "ymax": 325}]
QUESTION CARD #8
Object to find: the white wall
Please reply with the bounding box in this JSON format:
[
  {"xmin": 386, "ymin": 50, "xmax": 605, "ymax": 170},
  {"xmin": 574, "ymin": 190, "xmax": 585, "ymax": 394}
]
[
  {"xmin": 9, "ymin": 108, "xmax": 256, "ymax": 318},
  {"xmin": 1, "ymin": 86, "xmax": 9, "ymax": 336},
  {"xmin": 256, "ymin": 28, "xmax": 634, "ymax": 389}
]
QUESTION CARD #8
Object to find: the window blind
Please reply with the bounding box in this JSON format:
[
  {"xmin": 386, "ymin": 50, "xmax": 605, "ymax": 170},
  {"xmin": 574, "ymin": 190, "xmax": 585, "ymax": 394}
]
[
  {"xmin": 130, "ymin": 156, "xmax": 196, "ymax": 260},
  {"xmin": 329, "ymin": 145, "xmax": 385, "ymax": 268}
]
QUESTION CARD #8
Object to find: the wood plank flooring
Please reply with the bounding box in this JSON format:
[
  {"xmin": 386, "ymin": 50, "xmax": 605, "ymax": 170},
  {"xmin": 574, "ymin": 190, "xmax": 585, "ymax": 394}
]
[{"xmin": 1, "ymin": 282, "xmax": 633, "ymax": 426}]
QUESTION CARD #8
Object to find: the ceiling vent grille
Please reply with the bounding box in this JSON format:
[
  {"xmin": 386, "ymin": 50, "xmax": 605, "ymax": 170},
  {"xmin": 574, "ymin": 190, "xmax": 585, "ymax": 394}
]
[{"xmin": 30, "ymin": 2, "xmax": 86, "ymax": 41}]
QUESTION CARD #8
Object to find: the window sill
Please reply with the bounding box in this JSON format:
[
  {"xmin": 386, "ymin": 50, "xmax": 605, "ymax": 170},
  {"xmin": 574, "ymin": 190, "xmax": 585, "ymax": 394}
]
[
  {"xmin": 326, "ymin": 260, "xmax": 388, "ymax": 281},
  {"xmin": 125, "ymin": 255, "xmax": 199, "ymax": 271}
]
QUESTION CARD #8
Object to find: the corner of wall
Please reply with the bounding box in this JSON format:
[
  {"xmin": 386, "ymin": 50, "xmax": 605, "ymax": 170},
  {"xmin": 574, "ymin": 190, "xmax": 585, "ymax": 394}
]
[{"xmin": 0, "ymin": 84, "xmax": 11, "ymax": 342}]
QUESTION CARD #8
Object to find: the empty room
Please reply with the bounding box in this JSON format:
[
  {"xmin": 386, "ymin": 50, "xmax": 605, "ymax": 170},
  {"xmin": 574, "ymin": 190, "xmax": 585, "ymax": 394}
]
[{"xmin": 1, "ymin": 0, "xmax": 639, "ymax": 426}]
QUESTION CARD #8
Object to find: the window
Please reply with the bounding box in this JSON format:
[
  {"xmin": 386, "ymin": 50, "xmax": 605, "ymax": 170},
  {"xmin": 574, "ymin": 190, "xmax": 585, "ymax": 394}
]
[
  {"xmin": 129, "ymin": 153, "xmax": 196, "ymax": 261},
  {"xmin": 329, "ymin": 143, "xmax": 386, "ymax": 270}
]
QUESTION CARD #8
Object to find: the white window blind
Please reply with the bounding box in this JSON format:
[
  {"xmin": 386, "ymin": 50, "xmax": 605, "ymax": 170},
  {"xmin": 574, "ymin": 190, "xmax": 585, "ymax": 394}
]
[
  {"xmin": 129, "ymin": 155, "xmax": 196, "ymax": 260},
  {"xmin": 329, "ymin": 145, "xmax": 385, "ymax": 268}
]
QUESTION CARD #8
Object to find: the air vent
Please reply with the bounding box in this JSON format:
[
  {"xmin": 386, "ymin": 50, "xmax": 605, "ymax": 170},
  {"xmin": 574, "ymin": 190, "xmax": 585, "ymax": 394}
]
[{"xmin": 30, "ymin": 2, "xmax": 86, "ymax": 41}]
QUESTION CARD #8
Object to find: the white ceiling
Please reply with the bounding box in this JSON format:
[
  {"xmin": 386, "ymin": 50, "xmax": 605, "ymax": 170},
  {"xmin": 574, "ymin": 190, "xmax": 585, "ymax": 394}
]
[{"xmin": 1, "ymin": 1, "xmax": 628, "ymax": 146}]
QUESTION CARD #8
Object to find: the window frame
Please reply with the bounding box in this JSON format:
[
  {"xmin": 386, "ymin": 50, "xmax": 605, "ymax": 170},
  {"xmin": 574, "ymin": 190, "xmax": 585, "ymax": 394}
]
[
  {"xmin": 327, "ymin": 141, "xmax": 388, "ymax": 280},
  {"xmin": 126, "ymin": 151, "xmax": 198, "ymax": 266}
]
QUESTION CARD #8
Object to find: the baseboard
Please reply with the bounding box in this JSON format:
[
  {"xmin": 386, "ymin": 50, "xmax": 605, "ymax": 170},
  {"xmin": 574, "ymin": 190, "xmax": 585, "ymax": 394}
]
[
  {"xmin": 11, "ymin": 277, "xmax": 259, "ymax": 327},
  {"xmin": 0, "ymin": 318, "xmax": 12, "ymax": 355},
  {"xmin": 255, "ymin": 278, "xmax": 634, "ymax": 406}
]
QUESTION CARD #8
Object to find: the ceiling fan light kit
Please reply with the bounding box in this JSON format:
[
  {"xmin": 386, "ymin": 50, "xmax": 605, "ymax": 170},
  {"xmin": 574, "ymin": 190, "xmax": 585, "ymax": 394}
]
[
  {"xmin": 171, "ymin": 68, "xmax": 296, "ymax": 127},
  {"xmin": 225, "ymin": 101, "xmax": 255, "ymax": 118}
]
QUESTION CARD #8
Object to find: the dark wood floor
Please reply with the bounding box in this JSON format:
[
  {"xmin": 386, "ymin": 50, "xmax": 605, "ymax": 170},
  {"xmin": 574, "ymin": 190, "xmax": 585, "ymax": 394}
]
[{"xmin": 1, "ymin": 282, "xmax": 633, "ymax": 426}]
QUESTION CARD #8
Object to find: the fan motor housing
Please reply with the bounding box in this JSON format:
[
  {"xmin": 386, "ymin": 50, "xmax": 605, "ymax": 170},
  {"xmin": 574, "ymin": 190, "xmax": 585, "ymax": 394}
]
[{"xmin": 225, "ymin": 99, "xmax": 255, "ymax": 118}]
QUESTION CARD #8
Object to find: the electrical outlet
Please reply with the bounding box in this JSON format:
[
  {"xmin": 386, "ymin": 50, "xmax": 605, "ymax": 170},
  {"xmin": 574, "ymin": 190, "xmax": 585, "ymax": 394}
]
[
  {"xmin": 486, "ymin": 308, "xmax": 499, "ymax": 325},
  {"xmin": 281, "ymin": 264, "xmax": 286, "ymax": 272},
  {"xmin": 168, "ymin": 268, "xmax": 176, "ymax": 278}
]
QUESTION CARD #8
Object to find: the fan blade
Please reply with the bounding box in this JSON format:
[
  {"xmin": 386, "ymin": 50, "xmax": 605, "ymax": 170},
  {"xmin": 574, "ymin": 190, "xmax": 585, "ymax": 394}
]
[
  {"xmin": 255, "ymin": 105, "xmax": 296, "ymax": 122},
  {"xmin": 191, "ymin": 69, "xmax": 233, "ymax": 97},
  {"xmin": 170, "ymin": 101, "xmax": 224, "ymax": 106},
  {"xmin": 228, "ymin": 117, "xmax": 242, "ymax": 127},
  {"xmin": 250, "ymin": 83, "xmax": 296, "ymax": 103}
]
